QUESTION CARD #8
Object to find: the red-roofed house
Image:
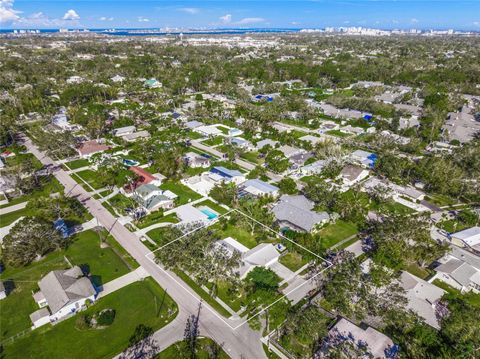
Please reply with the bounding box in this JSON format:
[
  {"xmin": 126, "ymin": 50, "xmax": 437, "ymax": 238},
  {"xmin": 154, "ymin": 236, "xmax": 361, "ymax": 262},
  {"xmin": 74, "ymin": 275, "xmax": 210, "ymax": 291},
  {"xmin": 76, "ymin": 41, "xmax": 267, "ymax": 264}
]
[
  {"xmin": 77, "ymin": 140, "xmax": 110, "ymax": 158},
  {"xmin": 126, "ymin": 166, "xmax": 165, "ymax": 192}
]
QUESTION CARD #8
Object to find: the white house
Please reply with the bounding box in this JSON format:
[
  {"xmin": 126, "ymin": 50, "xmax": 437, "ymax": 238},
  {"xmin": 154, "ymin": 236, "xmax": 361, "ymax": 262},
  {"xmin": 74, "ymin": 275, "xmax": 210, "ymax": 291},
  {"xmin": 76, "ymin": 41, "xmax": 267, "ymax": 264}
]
[
  {"xmin": 133, "ymin": 184, "xmax": 177, "ymax": 211},
  {"xmin": 194, "ymin": 125, "xmax": 222, "ymax": 137},
  {"xmin": 184, "ymin": 152, "xmax": 210, "ymax": 168},
  {"xmin": 31, "ymin": 266, "xmax": 96, "ymax": 328},
  {"xmin": 216, "ymin": 238, "xmax": 281, "ymax": 278},
  {"xmin": 450, "ymin": 227, "xmax": 480, "ymax": 251},
  {"xmin": 112, "ymin": 125, "xmax": 136, "ymax": 137},
  {"xmin": 339, "ymin": 165, "xmax": 369, "ymax": 188},
  {"xmin": 228, "ymin": 137, "xmax": 254, "ymax": 151}
]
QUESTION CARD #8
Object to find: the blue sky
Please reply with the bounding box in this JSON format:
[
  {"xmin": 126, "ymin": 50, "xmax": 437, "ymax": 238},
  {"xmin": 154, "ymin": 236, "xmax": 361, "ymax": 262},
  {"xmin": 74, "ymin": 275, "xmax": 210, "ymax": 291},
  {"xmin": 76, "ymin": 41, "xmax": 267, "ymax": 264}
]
[{"xmin": 1, "ymin": 1, "xmax": 479, "ymax": 30}]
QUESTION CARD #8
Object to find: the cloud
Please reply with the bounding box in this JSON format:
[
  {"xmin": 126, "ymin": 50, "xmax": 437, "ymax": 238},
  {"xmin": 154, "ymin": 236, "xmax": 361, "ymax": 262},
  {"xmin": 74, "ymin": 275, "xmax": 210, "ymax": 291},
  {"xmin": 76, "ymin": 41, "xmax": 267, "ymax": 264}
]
[
  {"xmin": 137, "ymin": 16, "xmax": 150, "ymax": 22},
  {"xmin": 474, "ymin": 21, "xmax": 480, "ymax": 27},
  {"xmin": 410, "ymin": 18, "xmax": 419, "ymax": 23},
  {"xmin": 178, "ymin": 7, "xmax": 199, "ymax": 15},
  {"xmin": 63, "ymin": 9, "xmax": 80, "ymax": 20},
  {"xmin": 219, "ymin": 14, "xmax": 231, "ymax": 24},
  {"xmin": 236, "ymin": 17, "xmax": 265, "ymax": 25},
  {"xmin": 291, "ymin": 21, "xmax": 300, "ymax": 25},
  {"xmin": 0, "ymin": 0, "xmax": 21, "ymax": 23},
  {"xmin": 99, "ymin": 16, "xmax": 114, "ymax": 21}
]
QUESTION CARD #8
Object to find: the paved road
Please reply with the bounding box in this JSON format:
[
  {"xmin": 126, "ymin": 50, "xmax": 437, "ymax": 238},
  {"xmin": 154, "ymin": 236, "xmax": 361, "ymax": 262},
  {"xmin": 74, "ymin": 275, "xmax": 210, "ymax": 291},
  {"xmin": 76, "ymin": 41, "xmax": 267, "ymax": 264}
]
[{"xmin": 22, "ymin": 135, "xmax": 267, "ymax": 359}]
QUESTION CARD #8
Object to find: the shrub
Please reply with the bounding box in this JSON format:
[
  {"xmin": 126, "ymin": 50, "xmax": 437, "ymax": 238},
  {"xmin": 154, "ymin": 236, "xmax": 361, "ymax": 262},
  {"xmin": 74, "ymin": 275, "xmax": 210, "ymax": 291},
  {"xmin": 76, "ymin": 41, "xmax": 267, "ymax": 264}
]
[{"xmin": 96, "ymin": 308, "xmax": 116, "ymax": 326}]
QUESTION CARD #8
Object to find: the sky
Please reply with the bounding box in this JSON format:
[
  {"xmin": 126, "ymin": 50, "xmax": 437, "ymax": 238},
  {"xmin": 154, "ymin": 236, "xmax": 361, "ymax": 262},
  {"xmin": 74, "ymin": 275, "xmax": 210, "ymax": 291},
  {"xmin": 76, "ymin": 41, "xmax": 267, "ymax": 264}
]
[{"xmin": 1, "ymin": 0, "xmax": 479, "ymax": 30}]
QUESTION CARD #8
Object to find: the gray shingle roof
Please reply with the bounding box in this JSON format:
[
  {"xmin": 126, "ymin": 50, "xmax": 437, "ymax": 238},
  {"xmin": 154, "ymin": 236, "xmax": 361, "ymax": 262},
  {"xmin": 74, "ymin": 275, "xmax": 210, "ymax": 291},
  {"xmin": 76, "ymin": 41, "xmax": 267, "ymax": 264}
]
[
  {"xmin": 273, "ymin": 195, "xmax": 329, "ymax": 232},
  {"xmin": 38, "ymin": 266, "xmax": 95, "ymax": 314}
]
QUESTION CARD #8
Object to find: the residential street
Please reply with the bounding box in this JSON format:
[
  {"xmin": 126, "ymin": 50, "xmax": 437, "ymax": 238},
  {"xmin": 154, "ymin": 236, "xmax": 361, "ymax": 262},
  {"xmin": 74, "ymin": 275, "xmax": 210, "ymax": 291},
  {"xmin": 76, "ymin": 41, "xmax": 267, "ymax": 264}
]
[{"xmin": 22, "ymin": 135, "xmax": 267, "ymax": 359}]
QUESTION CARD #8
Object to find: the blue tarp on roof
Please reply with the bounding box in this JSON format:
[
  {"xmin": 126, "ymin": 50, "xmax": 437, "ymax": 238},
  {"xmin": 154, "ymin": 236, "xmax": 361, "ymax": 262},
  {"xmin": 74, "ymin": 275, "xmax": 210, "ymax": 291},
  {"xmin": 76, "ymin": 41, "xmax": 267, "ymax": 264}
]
[
  {"xmin": 363, "ymin": 114, "xmax": 373, "ymax": 121},
  {"xmin": 367, "ymin": 153, "xmax": 378, "ymax": 168},
  {"xmin": 255, "ymin": 94, "xmax": 263, "ymax": 99},
  {"xmin": 53, "ymin": 219, "xmax": 72, "ymax": 239}
]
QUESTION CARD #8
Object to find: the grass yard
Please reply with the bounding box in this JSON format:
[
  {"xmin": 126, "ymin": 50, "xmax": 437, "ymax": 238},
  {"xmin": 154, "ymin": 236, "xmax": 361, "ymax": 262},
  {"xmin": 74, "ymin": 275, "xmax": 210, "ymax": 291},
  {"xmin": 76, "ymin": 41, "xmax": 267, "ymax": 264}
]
[
  {"xmin": 194, "ymin": 199, "xmax": 229, "ymax": 215},
  {"xmin": 325, "ymin": 129, "xmax": 352, "ymax": 138},
  {"xmin": 160, "ymin": 338, "xmax": 229, "ymax": 359},
  {"xmin": 433, "ymin": 280, "xmax": 480, "ymax": 308},
  {"xmin": 216, "ymin": 125, "xmax": 230, "ymax": 135},
  {"xmin": 3, "ymin": 279, "xmax": 178, "ymax": 359},
  {"xmin": 279, "ymin": 252, "xmax": 308, "ymax": 272},
  {"xmin": 136, "ymin": 212, "xmax": 179, "ymax": 229},
  {"xmin": 108, "ymin": 194, "xmax": 136, "ymax": 215},
  {"xmin": 403, "ymin": 262, "xmax": 433, "ymax": 280},
  {"xmin": 0, "ymin": 230, "xmax": 130, "ymax": 342},
  {"xmin": 212, "ymin": 223, "xmax": 258, "ymax": 249},
  {"xmin": 240, "ymin": 151, "xmax": 262, "ymax": 164},
  {"xmin": 63, "ymin": 158, "xmax": 90, "ymax": 170},
  {"xmin": 315, "ymin": 220, "xmax": 358, "ymax": 249},
  {"xmin": 175, "ymin": 270, "xmax": 231, "ymax": 318},
  {"xmin": 202, "ymin": 136, "xmax": 224, "ymax": 147},
  {"xmin": 72, "ymin": 169, "xmax": 105, "ymax": 190},
  {"xmin": 146, "ymin": 227, "xmax": 177, "ymax": 246},
  {"xmin": 65, "ymin": 230, "xmax": 131, "ymax": 286},
  {"xmin": 0, "ymin": 206, "xmax": 32, "ymax": 228},
  {"xmin": 0, "ymin": 177, "xmax": 63, "ymax": 209},
  {"xmin": 160, "ymin": 180, "xmax": 202, "ymax": 205}
]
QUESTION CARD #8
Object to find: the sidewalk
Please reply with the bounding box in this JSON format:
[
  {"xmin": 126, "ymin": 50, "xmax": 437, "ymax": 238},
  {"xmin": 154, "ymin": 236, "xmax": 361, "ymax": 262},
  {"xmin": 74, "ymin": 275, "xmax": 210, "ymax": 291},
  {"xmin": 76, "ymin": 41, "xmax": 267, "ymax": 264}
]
[{"xmin": 0, "ymin": 201, "xmax": 27, "ymax": 215}]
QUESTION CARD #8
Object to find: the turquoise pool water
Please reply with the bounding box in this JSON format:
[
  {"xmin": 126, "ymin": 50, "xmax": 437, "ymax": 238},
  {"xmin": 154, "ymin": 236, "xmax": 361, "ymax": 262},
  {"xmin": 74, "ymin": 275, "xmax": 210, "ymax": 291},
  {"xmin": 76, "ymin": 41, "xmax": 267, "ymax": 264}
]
[{"xmin": 199, "ymin": 207, "xmax": 218, "ymax": 220}]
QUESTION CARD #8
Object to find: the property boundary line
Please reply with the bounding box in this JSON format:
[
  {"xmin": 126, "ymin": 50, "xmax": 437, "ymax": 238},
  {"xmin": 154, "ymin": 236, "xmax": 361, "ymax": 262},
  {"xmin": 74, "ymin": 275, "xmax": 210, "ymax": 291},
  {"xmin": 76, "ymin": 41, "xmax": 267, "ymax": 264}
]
[{"xmin": 144, "ymin": 208, "xmax": 333, "ymax": 330}]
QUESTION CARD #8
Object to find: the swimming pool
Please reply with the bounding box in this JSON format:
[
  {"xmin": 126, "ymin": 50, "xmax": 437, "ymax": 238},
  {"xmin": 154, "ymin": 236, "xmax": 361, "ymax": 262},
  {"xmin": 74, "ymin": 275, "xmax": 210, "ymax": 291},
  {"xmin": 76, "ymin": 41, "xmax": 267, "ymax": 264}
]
[
  {"xmin": 199, "ymin": 206, "xmax": 218, "ymax": 220},
  {"xmin": 123, "ymin": 159, "xmax": 139, "ymax": 166}
]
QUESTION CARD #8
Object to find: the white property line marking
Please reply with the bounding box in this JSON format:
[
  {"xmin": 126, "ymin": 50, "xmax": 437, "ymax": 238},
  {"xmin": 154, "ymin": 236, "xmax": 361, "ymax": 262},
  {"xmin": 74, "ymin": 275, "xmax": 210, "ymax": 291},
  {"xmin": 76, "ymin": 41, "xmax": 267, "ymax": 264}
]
[{"xmin": 144, "ymin": 208, "xmax": 333, "ymax": 330}]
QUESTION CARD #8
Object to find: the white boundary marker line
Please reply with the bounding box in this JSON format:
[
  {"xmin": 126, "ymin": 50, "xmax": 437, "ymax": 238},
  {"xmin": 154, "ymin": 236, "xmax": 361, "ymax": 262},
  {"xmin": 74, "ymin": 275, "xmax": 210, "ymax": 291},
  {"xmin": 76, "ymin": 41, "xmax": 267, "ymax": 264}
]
[{"xmin": 144, "ymin": 208, "xmax": 334, "ymax": 330}]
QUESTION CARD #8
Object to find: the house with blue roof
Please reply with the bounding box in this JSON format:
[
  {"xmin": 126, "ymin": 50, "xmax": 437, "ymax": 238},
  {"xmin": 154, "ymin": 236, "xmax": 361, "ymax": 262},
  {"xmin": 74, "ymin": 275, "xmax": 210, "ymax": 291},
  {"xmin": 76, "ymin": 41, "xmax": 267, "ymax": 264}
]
[
  {"xmin": 53, "ymin": 219, "xmax": 73, "ymax": 239},
  {"xmin": 209, "ymin": 166, "xmax": 245, "ymax": 185},
  {"xmin": 351, "ymin": 150, "xmax": 378, "ymax": 168}
]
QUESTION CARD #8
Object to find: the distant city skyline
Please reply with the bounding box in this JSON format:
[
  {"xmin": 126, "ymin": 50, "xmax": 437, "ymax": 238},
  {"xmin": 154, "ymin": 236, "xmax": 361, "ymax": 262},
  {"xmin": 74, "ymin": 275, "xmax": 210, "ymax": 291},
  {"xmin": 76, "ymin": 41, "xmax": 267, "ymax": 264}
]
[{"xmin": 1, "ymin": 0, "xmax": 479, "ymax": 31}]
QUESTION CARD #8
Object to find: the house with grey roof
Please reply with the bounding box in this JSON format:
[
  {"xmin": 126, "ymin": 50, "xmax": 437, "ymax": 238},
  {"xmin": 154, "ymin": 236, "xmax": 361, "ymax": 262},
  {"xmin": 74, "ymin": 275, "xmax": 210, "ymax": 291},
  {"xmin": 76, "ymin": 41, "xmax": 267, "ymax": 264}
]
[
  {"xmin": 216, "ymin": 238, "xmax": 282, "ymax": 278},
  {"xmin": 133, "ymin": 183, "xmax": 177, "ymax": 212},
  {"xmin": 321, "ymin": 317, "xmax": 397, "ymax": 358},
  {"xmin": 31, "ymin": 266, "xmax": 96, "ymax": 328},
  {"xmin": 272, "ymin": 195, "xmax": 330, "ymax": 232},
  {"xmin": 339, "ymin": 165, "xmax": 369, "ymax": 188},
  {"xmin": 430, "ymin": 245, "xmax": 480, "ymax": 293},
  {"xmin": 400, "ymin": 271, "xmax": 445, "ymax": 329},
  {"xmin": 184, "ymin": 152, "xmax": 210, "ymax": 168},
  {"xmin": 255, "ymin": 139, "xmax": 279, "ymax": 150}
]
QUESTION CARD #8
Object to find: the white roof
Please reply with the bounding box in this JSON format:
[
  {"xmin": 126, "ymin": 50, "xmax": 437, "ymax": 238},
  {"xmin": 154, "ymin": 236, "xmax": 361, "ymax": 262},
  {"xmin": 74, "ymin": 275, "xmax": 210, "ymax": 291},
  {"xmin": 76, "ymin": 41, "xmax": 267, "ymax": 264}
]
[
  {"xmin": 195, "ymin": 125, "xmax": 222, "ymax": 136},
  {"xmin": 452, "ymin": 227, "xmax": 480, "ymax": 247},
  {"xmin": 218, "ymin": 237, "xmax": 249, "ymax": 254},
  {"xmin": 175, "ymin": 204, "xmax": 209, "ymax": 224}
]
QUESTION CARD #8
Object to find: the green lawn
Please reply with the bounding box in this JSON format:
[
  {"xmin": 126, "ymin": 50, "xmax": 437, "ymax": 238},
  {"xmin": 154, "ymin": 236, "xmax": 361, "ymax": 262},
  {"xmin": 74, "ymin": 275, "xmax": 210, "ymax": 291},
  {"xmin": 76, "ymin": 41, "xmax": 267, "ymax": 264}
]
[
  {"xmin": 279, "ymin": 252, "xmax": 308, "ymax": 272},
  {"xmin": 202, "ymin": 136, "xmax": 224, "ymax": 147},
  {"xmin": 211, "ymin": 223, "xmax": 257, "ymax": 249},
  {"xmin": 160, "ymin": 181, "xmax": 202, "ymax": 205},
  {"xmin": 63, "ymin": 158, "xmax": 90, "ymax": 170},
  {"xmin": 0, "ymin": 230, "xmax": 130, "ymax": 341},
  {"xmin": 403, "ymin": 262, "xmax": 433, "ymax": 280},
  {"xmin": 325, "ymin": 129, "xmax": 351, "ymax": 138},
  {"xmin": 0, "ymin": 207, "xmax": 33, "ymax": 228},
  {"xmin": 160, "ymin": 338, "xmax": 229, "ymax": 358},
  {"xmin": 108, "ymin": 194, "xmax": 136, "ymax": 215},
  {"xmin": 65, "ymin": 230, "xmax": 131, "ymax": 286},
  {"xmin": 136, "ymin": 212, "xmax": 179, "ymax": 229},
  {"xmin": 3, "ymin": 279, "xmax": 178, "ymax": 359},
  {"xmin": 146, "ymin": 227, "xmax": 177, "ymax": 246},
  {"xmin": 0, "ymin": 177, "xmax": 63, "ymax": 209},
  {"xmin": 315, "ymin": 220, "xmax": 358, "ymax": 249},
  {"xmin": 194, "ymin": 199, "xmax": 229, "ymax": 215},
  {"xmin": 240, "ymin": 151, "xmax": 262, "ymax": 164},
  {"xmin": 72, "ymin": 169, "xmax": 105, "ymax": 190},
  {"xmin": 433, "ymin": 279, "xmax": 480, "ymax": 308},
  {"xmin": 175, "ymin": 270, "xmax": 231, "ymax": 318},
  {"xmin": 216, "ymin": 125, "xmax": 230, "ymax": 135}
]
